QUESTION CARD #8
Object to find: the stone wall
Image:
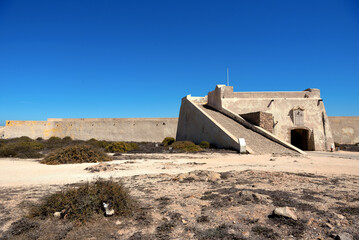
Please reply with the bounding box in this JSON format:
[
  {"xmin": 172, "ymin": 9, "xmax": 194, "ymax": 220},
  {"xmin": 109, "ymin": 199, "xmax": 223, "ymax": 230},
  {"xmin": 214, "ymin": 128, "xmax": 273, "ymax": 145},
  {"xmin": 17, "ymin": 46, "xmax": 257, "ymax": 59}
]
[
  {"xmin": 3, "ymin": 118, "xmax": 178, "ymax": 142},
  {"xmin": 329, "ymin": 117, "xmax": 359, "ymax": 144},
  {"xmin": 207, "ymin": 85, "xmax": 334, "ymax": 151},
  {"xmin": 241, "ymin": 112, "xmax": 274, "ymax": 133},
  {"xmin": 176, "ymin": 96, "xmax": 242, "ymax": 151}
]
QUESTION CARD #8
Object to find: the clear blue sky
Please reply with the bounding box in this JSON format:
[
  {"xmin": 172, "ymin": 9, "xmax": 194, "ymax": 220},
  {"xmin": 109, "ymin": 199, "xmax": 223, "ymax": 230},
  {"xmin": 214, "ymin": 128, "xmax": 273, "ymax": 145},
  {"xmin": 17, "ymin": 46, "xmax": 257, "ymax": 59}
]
[{"xmin": 0, "ymin": 0, "xmax": 358, "ymax": 126}]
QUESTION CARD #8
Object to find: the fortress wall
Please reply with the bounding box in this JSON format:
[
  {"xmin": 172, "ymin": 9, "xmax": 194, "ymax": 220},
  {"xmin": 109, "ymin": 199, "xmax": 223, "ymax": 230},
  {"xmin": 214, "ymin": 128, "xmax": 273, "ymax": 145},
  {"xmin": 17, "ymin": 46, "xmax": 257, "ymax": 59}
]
[
  {"xmin": 4, "ymin": 120, "xmax": 49, "ymax": 139},
  {"xmin": 176, "ymin": 96, "xmax": 242, "ymax": 151},
  {"xmin": 3, "ymin": 118, "xmax": 178, "ymax": 142},
  {"xmin": 207, "ymin": 85, "xmax": 333, "ymax": 151},
  {"xmin": 329, "ymin": 117, "xmax": 359, "ymax": 144},
  {"xmin": 217, "ymin": 86, "xmax": 321, "ymax": 99},
  {"xmin": 222, "ymin": 97, "xmax": 333, "ymax": 151}
]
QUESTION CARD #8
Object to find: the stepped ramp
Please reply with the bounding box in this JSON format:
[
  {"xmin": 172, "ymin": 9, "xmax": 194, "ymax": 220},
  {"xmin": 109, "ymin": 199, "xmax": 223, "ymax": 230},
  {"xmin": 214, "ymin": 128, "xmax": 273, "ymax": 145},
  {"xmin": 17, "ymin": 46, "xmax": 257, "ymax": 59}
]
[{"xmin": 198, "ymin": 104, "xmax": 296, "ymax": 154}]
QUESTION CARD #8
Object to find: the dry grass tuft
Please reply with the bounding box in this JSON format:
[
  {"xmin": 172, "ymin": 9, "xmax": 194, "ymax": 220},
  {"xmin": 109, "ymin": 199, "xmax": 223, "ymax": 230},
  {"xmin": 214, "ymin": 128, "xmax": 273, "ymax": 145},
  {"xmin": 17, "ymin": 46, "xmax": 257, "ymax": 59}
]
[
  {"xmin": 162, "ymin": 137, "xmax": 175, "ymax": 146},
  {"xmin": 105, "ymin": 142, "xmax": 139, "ymax": 153},
  {"xmin": 40, "ymin": 144, "xmax": 112, "ymax": 165},
  {"xmin": 171, "ymin": 141, "xmax": 202, "ymax": 152},
  {"xmin": 29, "ymin": 178, "xmax": 138, "ymax": 223}
]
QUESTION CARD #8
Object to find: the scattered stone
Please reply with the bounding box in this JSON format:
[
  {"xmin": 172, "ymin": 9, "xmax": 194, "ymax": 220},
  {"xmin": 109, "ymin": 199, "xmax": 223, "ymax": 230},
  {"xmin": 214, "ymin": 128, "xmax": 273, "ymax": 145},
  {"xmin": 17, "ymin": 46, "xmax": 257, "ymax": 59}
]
[
  {"xmin": 272, "ymin": 207, "xmax": 298, "ymax": 220},
  {"xmin": 103, "ymin": 202, "xmax": 114, "ymax": 216},
  {"xmin": 269, "ymin": 158, "xmax": 276, "ymax": 161},
  {"xmin": 85, "ymin": 163, "xmax": 119, "ymax": 173},
  {"xmin": 53, "ymin": 212, "xmax": 61, "ymax": 218},
  {"xmin": 207, "ymin": 172, "xmax": 221, "ymax": 182},
  {"xmin": 238, "ymin": 190, "xmax": 271, "ymax": 203},
  {"xmin": 173, "ymin": 170, "xmax": 221, "ymax": 182},
  {"xmin": 116, "ymin": 220, "xmax": 122, "ymax": 225},
  {"xmin": 324, "ymin": 222, "xmax": 334, "ymax": 230},
  {"xmin": 335, "ymin": 232, "xmax": 353, "ymax": 240},
  {"xmin": 334, "ymin": 213, "xmax": 345, "ymax": 220},
  {"xmin": 307, "ymin": 217, "xmax": 315, "ymax": 225},
  {"xmin": 242, "ymin": 231, "xmax": 250, "ymax": 238}
]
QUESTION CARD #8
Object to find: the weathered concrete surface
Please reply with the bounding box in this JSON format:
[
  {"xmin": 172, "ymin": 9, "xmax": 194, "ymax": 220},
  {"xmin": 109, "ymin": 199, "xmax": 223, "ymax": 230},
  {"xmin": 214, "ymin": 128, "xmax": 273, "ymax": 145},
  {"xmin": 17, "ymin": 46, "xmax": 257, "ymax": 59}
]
[
  {"xmin": 207, "ymin": 85, "xmax": 334, "ymax": 151},
  {"xmin": 3, "ymin": 118, "xmax": 178, "ymax": 142},
  {"xmin": 219, "ymin": 107, "xmax": 304, "ymax": 154},
  {"xmin": 329, "ymin": 117, "xmax": 359, "ymax": 144},
  {"xmin": 176, "ymin": 96, "xmax": 245, "ymax": 152},
  {"xmin": 198, "ymin": 104, "xmax": 296, "ymax": 154}
]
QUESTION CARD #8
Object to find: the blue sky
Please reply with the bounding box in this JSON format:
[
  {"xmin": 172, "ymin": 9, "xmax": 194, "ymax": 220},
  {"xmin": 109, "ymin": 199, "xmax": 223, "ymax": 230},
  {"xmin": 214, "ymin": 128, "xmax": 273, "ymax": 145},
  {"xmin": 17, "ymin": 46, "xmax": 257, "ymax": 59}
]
[{"xmin": 0, "ymin": 0, "xmax": 358, "ymax": 125}]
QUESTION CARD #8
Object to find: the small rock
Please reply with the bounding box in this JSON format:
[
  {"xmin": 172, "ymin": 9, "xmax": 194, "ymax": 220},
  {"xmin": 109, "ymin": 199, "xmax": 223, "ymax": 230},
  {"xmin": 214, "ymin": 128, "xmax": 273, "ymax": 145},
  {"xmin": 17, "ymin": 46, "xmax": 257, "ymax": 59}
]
[
  {"xmin": 242, "ymin": 231, "xmax": 250, "ymax": 238},
  {"xmin": 335, "ymin": 232, "xmax": 353, "ymax": 240},
  {"xmin": 273, "ymin": 207, "xmax": 298, "ymax": 220},
  {"xmin": 207, "ymin": 172, "xmax": 221, "ymax": 182},
  {"xmin": 253, "ymin": 193, "xmax": 272, "ymax": 203},
  {"xmin": 325, "ymin": 223, "xmax": 334, "ymax": 230},
  {"xmin": 103, "ymin": 202, "xmax": 115, "ymax": 216},
  {"xmin": 115, "ymin": 220, "xmax": 122, "ymax": 225},
  {"xmin": 53, "ymin": 212, "xmax": 61, "ymax": 218},
  {"xmin": 269, "ymin": 158, "xmax": 276, "ymax": 161},
  {"xmin": 239, "ymin": 190, "xmax": 255, "ymax": 201},
  {"xmin": 228, "ymin": 229, "xmax": 236, "ymax": 235},
  {"xmin": 182, "ymin": 219, "xmax": 187, "ymax": 224},
  {"xmin": 334, "ymin": 213, "xmax": 345, "ymax": 220},
  {"xmin": 307, "ymin": 217, "xmax": 315, "ymax": 225}
]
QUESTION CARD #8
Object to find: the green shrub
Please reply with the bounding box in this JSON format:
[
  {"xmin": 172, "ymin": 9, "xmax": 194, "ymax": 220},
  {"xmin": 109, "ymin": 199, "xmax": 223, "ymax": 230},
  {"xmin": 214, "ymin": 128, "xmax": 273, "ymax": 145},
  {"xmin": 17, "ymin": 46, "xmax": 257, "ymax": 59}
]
[
  {"xmin": 128, "ymin": 142, "xmax": 139, "ymax": 151},
  {"xmin": 162, "ymin": 137, "xmax": 175, "ymax": 146},
  {"xmin": 29, "ymin": 178, "xmax": 138, "ymax": 222},
  {"xmin": 87, "ymin": 138, "xmax": 110, "ymax": 149},
  {"xmin": 41, "ymin": 145, "xmax": 112, "ymax": 165},
  {"xmin": 199, "ymin": 141, "xmax": 210, "ymax": 149},
  {"xmin": 105, "ymin": 142, "xmax": 138, "ymax": 153},
  {"xmin": 19, "ymin": 136, "xmax": 33, "ymax": 141},
  {"xmin": 45, "ymin": 136, "xmax": 63, "ymax": 149},
  {"xmin": 0, "ymin": 146, "xmax": 17, "ymax": 158},
  {"xmin": 334, "ymin": 142, "xmax": 341, "ymax": 148},
  {"xmin": 0, "ymin": 138, "xmax": 44, "ymax": 158},
  {"xmin": 171, "ymin": 141, "xmax": 202, "ymax": 152},
  {"xmin": 62, "ymin": 136, "xmax": 73, "ymax": 142},
  {"xmin": 47, "ymin": 136, "xmax": 62, "ymax": 143}
]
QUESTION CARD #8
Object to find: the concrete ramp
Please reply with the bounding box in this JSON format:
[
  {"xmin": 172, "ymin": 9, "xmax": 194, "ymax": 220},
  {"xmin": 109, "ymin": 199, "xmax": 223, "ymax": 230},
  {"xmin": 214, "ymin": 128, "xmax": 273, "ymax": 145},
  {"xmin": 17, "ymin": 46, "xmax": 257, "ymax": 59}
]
[
  {"xmin": 198, "ymin": 104, "xmax": 295, "ymax": 154},
  {"xmin": 176, "ymin": 96, "xmax": 297, "ymax": 154}
]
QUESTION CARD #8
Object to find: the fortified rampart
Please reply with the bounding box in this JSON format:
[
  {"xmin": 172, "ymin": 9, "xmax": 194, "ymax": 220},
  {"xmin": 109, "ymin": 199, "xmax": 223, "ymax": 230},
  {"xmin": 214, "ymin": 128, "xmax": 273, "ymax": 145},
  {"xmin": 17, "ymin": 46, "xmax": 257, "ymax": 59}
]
[
  {"xmin": 328, "ymin": 117, "xmax": 359, "ymax": 144},
  {"xmin": 208, "ymin": 85, "xmax": 333, "ymax": 151},
  {"xmin": 3, "ymin": 118, "xmax": 178, "ymax": 142}
]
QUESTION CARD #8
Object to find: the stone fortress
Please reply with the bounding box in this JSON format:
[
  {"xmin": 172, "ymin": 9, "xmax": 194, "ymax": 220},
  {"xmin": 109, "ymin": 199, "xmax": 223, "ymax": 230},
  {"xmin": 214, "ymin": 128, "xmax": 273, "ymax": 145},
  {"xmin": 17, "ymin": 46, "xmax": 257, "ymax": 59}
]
[{"xmin": 1, "ymin": 85, "xmax": 358, "ymax": 153}]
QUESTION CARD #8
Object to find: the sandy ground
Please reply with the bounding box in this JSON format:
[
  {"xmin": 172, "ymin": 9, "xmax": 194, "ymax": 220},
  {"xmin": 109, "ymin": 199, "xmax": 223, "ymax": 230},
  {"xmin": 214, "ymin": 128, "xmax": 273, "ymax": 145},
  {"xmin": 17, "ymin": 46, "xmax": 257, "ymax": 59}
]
[
  {"xmin": 0, "ymin": 151, "xmax": 359, "ymax": 187},
  {"xmin": 1, "ymin": 151, "xmax": 359, "ymax": 239}
]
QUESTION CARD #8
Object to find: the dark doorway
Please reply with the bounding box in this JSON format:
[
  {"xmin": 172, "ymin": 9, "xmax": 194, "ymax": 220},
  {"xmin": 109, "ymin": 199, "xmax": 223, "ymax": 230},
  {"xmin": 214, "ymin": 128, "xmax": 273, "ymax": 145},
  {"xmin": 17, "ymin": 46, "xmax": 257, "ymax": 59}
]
[{"xmin": 291, "ymin": 129, "xmax": 309, "ymax": 150}]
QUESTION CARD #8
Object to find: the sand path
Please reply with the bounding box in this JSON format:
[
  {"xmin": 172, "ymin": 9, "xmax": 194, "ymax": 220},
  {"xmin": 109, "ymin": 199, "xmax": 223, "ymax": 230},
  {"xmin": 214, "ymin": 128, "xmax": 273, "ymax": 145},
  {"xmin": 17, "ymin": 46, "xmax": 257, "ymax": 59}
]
[{"xmin": 0, "ymin": 151, "xmax": 359, "ymax": 187}]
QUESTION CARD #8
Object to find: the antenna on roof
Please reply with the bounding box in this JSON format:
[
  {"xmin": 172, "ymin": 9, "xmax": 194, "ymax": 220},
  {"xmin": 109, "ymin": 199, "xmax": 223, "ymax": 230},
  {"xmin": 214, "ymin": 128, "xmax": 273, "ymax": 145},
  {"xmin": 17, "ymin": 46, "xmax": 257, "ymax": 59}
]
[{"xmin": 227, "ymin": 68, "xmax": 229, "ymax": 86}]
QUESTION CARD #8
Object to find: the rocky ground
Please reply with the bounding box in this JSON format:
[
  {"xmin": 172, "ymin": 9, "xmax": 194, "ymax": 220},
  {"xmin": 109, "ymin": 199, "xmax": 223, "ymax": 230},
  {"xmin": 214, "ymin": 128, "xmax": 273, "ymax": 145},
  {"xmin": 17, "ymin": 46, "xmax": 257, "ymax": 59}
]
[{"xmin": 1, "ymin": 166, "xmax": 358, "ymax": 239}]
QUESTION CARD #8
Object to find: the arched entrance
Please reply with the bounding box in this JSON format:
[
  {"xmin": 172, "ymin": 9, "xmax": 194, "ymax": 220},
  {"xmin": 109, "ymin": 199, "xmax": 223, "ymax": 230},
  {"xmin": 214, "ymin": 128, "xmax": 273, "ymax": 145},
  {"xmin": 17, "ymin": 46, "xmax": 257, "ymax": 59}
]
[{"xmin": 291, "ymin": 129, "xmax": 310, "ymax": 150}]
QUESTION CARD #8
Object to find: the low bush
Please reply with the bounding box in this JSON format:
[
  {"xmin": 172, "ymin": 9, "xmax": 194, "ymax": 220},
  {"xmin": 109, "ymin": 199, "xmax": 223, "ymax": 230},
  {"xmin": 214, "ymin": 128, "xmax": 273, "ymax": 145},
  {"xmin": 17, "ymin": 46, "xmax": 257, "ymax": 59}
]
[
  {"xmin": 0, "ymin": 137, "xmax": 44, "ymax": 158},
  {"xmin": 41, "ymin": 145, "xmax": 112, "ymax": 165},
  {"xmin": 199, "ymin": 141, "xmax": 210, "ymax": 149},
  {"xmin": 62, "ymin": 136, "xmax": 73, "ymax": 142},
  {"xmin": 105, "ymin": 142, "xmax": 139, "ymax": 153},
  {"xmin": 45, "ymin": 136, "xmax": 63, "ymax": 149},
  {"xmin": 87, "ymin": 138, "xmax": 110, "ymax": 149},
  {"xmin": 29, "ymin": 178, "xmax": 138, "ymax": 222},
  {"xmin": 171, "ymin": 141, "xmax": 202, "ymax": 152},
  {"xmin": 162, "ymin": 137, "xmax": 175, "ymax": 147}
]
